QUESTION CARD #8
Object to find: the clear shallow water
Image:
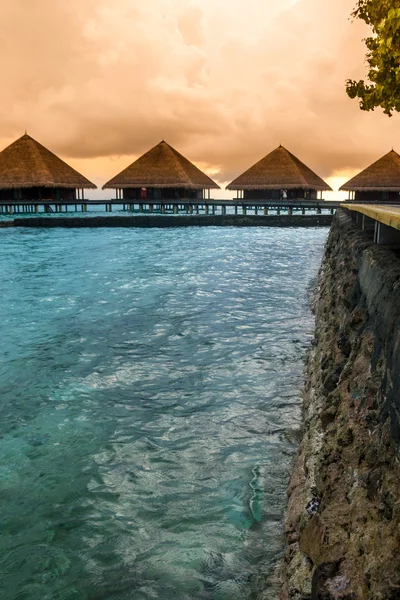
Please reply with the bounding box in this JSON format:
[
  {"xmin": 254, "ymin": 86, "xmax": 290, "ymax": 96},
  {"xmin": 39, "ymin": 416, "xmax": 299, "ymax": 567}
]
[{"xmin": 0, "ymin": 227, "xmax": 327, "ymax": 600}]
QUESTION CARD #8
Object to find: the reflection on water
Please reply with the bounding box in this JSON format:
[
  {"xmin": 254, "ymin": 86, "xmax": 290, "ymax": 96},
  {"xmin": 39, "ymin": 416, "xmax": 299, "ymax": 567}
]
[{"xmin": 0, "ymin": 227, "xmax": 327, "ymax": 600}]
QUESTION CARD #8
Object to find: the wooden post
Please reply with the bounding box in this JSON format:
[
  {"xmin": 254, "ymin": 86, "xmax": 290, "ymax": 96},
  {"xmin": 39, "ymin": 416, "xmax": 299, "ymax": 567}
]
[
  {"xmin": 205, "ymin": 205, "xmax": 209, "ymax": 215},
  {"xmin": 222, "ymin": 205, "xmax": 226, "ymax": 215},
  {"xmin": 149, "ymin": 204, "xmax": 154, "ymax": 213},
  {"xmin": 277, "ymin": 207, "xmax": 281, "ymax": 215},
  {"xmin": 140, "ymin": 204, "xmax": 144, "ymax": 213},
  {"xmin": 161, "ymin": 204, "xmax": 165, "ymax": 214},
  {"xmin": 212, "ymin": 205, "xmax": 215, "ymax": 215},
  {"xmin": 173, "ymin": 204, "xmax": 178, "ymax": 214},
  {"xmin": 302, "ymin": 207, "xmax": 306, "ymax": 215},
  {"xmin": 243, "ymin": 205, "xmax": 247, "ymax": 215},
  {"xmin": 235, "ymin": 205, "xmax": 238, "ymax": 215},
  {"xmin": 288, "ymin": 207, "xmax": 293, "ymax": 216},
  {"xmin": 189, "ymin": 204, "xmax": 193, "ymax": 214},
  {"xmin": 264, "ymin": 207, "xmax": 268, "ymax": 215}
]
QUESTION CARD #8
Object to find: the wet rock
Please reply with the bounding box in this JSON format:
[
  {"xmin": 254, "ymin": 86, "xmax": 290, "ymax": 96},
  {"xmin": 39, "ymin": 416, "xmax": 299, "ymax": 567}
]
[
  {"xmin": 362, "ymin": 468, "xmax": 381, "ymax": 501},
  {"xmin": 312, "ymin": 564, "xmax": 355, "ymax": 600},
  {"xmin": 280, "ymin": 210, "xmax": 400, "ymax": 600},
  {"xmin": 320, "ymin": 407, "xmax": 337, "ymax": 429},
  {"xmin": 337, "ymin": 428, "xmax": 354, "ymax": 448}
]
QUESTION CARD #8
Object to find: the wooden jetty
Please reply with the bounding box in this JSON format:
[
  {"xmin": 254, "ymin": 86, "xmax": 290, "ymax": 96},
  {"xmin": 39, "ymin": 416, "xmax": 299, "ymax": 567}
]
[
  {"xmin": 343, "ymin": 204, "xmax": 400, "ymax": 244},
  {"xmin": 0, "ymin": 198, "xmax": 340, "ymax": 216}
]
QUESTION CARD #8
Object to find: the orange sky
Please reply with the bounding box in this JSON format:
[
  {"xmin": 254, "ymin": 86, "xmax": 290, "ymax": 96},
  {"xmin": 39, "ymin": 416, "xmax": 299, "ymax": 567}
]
[{"xmin": 0, "ymin": 0, "xmax": 399, "ymax": 199}]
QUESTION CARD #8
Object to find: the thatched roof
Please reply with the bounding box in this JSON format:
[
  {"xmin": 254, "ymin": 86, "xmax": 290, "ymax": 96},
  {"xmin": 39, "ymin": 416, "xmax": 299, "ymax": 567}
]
[
  {"xmin": 103, "ymin": 140, "xmax": 220, "ymax": 190},
  {"xmin": 340, "ymin": 150, "xmax": 400, "ymax": 192},
  {"xmin": 0, "ymin": 134, "xmax": 96, "ymax": 189},
  {"xmin": 226, "ymin": 146, "xmax": 332, "ymax": 191}
]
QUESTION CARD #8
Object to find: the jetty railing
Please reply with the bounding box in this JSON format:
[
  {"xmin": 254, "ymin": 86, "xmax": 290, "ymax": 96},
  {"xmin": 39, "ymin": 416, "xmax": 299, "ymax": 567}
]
[{"xmin": 342, "ymin": 203, "xmax": 400, "ymax": 244}]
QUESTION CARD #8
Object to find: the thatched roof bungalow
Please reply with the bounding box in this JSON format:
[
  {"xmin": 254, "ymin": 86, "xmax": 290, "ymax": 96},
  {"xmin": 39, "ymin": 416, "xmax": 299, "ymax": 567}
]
[
  {"xmin": 103, "ymin": 140, "xmax": 220, "ymax": 201},
  {"xmin": 340, "ymin": 150, "xmax": 400, "ymax": 203},
  {"xmin": 226, "ymin": 145, "xmax": 332, "ymax": 201},
  {"xmin": 0, "ymin": 133, "xmax": 96, "ymax": 202}
]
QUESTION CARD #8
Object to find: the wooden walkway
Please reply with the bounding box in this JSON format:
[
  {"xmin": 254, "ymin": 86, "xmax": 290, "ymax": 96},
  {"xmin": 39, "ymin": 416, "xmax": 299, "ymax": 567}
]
[
  {"xmin": 0, "ymin": 198, "xmax": 340, "ymax": 216},
  {"xmin": 342, "ymin": 203, "xmax": 400, "ymax": 244}
]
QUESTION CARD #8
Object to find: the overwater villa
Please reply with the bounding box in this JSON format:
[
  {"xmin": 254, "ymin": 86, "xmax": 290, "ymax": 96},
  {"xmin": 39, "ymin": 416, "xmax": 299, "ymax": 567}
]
[
  {"xmin": 103, "ymin": 140, "xmax": 220, "ymax": 201},
  {"xmin": 226, "ymin": 145, "xmax": 332, "ymax": 201},
  {"xmin": 0, "ymin": 134, "xmax": 96, "ymax": 202},
  {"xmin": 340, "ymin": 150, "xmax": 400, "ymax": 203}
]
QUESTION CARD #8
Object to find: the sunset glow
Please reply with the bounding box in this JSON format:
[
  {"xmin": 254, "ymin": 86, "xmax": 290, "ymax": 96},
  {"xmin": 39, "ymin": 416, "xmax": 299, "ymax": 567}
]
[{"xmin": 0, "ymin": 0, "xmax": 398, "ymax": 197}]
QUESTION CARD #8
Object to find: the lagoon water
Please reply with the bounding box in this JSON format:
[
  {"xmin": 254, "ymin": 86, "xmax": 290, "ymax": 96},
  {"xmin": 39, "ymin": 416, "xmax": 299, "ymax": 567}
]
[{"xmin": 0, "ymin": 227, "xmax": 327, "ymax": 600}]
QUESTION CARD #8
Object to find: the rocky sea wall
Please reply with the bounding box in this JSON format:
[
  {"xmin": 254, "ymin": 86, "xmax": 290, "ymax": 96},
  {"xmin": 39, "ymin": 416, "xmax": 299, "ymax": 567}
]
[
  {"xmin": 281, "ymin": 209, "xmax": 400, "ymax": 599},
  {"xmin": 4, "ymin": 214, "xmax": 333, "ymax": 228}
]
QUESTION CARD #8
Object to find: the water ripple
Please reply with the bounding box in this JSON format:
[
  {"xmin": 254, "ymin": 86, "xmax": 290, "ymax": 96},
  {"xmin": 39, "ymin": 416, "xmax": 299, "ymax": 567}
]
[{"xmin": 0, "ymin": 226, "xmax": 327, "ymax": 600}]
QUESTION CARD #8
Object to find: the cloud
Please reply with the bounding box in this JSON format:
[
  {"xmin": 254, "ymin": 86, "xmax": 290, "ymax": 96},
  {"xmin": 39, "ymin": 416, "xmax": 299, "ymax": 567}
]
[{"xmin": 0, "ymin": 0, "xmax": 399, "ymax": 195}]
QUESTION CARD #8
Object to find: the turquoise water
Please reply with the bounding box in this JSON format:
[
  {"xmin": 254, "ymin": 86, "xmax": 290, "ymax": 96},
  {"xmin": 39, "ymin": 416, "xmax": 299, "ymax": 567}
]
[{"xmin": 0, "ymin": 227, "xmax": 327, "ymax": 600}]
